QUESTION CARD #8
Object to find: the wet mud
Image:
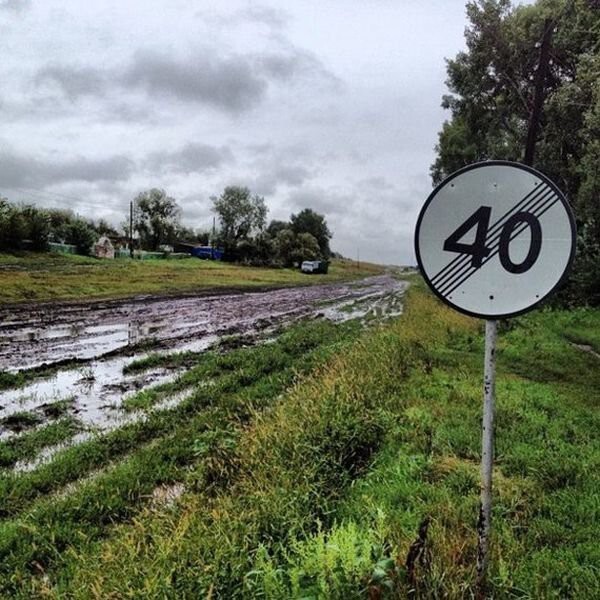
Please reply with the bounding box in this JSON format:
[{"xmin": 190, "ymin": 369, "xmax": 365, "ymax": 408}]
[{"xmin": 0, "ymin": 274, "xmax": 407, "ymax": 464}]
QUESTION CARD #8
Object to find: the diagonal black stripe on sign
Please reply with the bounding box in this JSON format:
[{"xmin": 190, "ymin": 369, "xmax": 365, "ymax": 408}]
[
  {"xmin": 431, "ymin": 183, "xmax": 552, "ymax": 287},
  {"xmin": 436, "ymin": 190, "xmax": 556, "ymax": 295},
  {"xmin": 431, "ymin": 184, "xmax": 552, "ymax": 286},
  {"xmin": 443, "ymin": 197, "xmax": 559, "ymax": 298},
  {"xmin": 439, "ymin": 193, "xmax": 557, "ymax": 296}
]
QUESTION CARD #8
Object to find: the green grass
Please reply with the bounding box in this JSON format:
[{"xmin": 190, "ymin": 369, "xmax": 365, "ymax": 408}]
[
  {"xmin": 0, "ymin": 318, "xmax": 365, "ymax": 595},
  {"xmin": 0, "ymin": 252, "xmax": 384, "ymax": 304},
  {"xmin": 0, "ymin": 281, "xmax": 597, "ymax": 598},
  {"xmin": 0, "ymin": 411, "xmax": 42, "ymax": 433},
  {"xmin": 0, "ymin": 417, "xmax": 81, "ymax": 469}
]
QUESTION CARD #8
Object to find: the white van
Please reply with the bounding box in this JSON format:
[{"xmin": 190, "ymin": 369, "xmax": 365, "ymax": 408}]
[{"xmin": 301, "ymin": 260, "xmax": 318, "ymax": 273}]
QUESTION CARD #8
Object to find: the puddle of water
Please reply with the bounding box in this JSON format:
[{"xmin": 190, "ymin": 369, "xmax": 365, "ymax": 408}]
[
  {"xmin": 0, "ymin": 336, "xmax": 218, "ymax": 434},
  {"xmin": 13, "ymin": 388, "xmax": 195, "ymax": 473},
  {"xmin": 13, "ymin": 431, "xmax": 93, "ymax": 472}
]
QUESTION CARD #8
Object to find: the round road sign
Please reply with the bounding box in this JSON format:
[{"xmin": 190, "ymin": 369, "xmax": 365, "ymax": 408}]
[{"xmin": 415, "ymin": 161, "xmax": 576, "ymax": 319}]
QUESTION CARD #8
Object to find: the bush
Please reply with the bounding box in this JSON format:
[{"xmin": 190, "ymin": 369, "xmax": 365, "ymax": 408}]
[
  {"xmin": 67, "ymin": 219, "xmax": 97, "ymax": 256},
  {"xmin": 0, "ymin": 199, "xmax": 26, "ymax": 250},
  {"xmin": 21, "ymin": 205, "xmax": 51, "ymax": 251}
]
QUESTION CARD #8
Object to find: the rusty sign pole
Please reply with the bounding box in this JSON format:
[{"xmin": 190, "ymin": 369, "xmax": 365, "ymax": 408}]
[{"xmin": 476, "ymin": 318, "xmax": 497, "ymax": 598}]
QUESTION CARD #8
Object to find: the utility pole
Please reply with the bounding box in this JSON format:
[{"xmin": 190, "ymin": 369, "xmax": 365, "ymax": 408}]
[
  {"xmin": 211, "ymin": 217, "xmax": 216, "ymax": 259},
  {"xmin": 524, "ymin": 19, "xmax": 554, "ymax": 166},
  {"xmin": 129, "ymin": 201, "xmax": 134, "ymax": 258}
]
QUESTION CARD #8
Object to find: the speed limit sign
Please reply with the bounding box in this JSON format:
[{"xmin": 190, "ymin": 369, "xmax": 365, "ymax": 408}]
[{"xmin": 415, "ymin": 161, "xmax": 576, "ymax": 318}]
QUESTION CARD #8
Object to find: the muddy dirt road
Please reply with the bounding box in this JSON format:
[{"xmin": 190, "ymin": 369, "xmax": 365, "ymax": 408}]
[
  {"xmin": 0, "ymin": 274, "xmax": 405, "ymax": 372},
  {"xmin": 0, "ymin": 274, "xmax": 406, "ymax": 459}
]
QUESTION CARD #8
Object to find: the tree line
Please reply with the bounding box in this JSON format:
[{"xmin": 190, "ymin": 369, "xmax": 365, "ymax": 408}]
[
  {"xmin": 0, "ymin": 198, "xmax": 117, "ymax": 255},
  {"xmin": 433, "ymin": 0, "xmax": 600, "ymax": 306},
  {"xmin": 132, "ymin": 185, "xmax": 332, "ymax": 266},
  {"xmin": 0, "ymin": 186, "xmax": 332, "ymax": 267}
]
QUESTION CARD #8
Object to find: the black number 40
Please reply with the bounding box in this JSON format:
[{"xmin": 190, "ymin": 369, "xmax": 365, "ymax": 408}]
[{"xmin": 443, "ymin": 206, "xmax": 542, "ymax": 273}]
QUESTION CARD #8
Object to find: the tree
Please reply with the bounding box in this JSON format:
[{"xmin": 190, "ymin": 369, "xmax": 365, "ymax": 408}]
[
  {"xmin": 273, "ymin": 228, "xmax": 297, "ymax": 266},
  {"xmin": 134, "ymin": 189, "xmax": 181, "ymax": 251},
  {"xmin": 95, "ymin": 219, "xmax": 118, "ymax": 237},
  {"xmin": 21, "ymin": 205, "xmax": 50, "ymax": 251},
  {"xmin": 266, "ymin": 219, "xmax": 289, "ymax": 238},
  {"xmin": 0, "ymin": 199, "xmax": 25, "ymax": 250},
  {"xmin": 67, "ymin": 219, "xmax": 96, "ymax": 256},
  {"xmin": 432, "ymin": 0, "xmax": 600, "ymax": 305},
  {"xmin": 236, "ymin": 232, "xmax": 274, "ymax": 265},
  {"xmin": 273, "ymin": 228, "xmax": 320, "ymax": 266},
  {"xmin": 178, "ymin": 226, "xmax": 210, "ymax": 245},
  {"xmin": 290, "ymin": 208, "xmax": 332, "ymax": 258},
  {"xmin": 47, "ymin": 208, "xmax": 75, "ymax": 243},
  {"xmin": 212, "ymin": 186, "xmax": 267, "ymax": 255},
  {"xmin": 293, "ymin": 232, "xmax": 320, "ymax": 264}
]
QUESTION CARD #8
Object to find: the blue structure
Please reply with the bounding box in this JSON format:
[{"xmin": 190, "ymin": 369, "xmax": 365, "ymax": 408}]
[{"xmin": 191, "ymin": 246, "xmax": 224, "ymax": 260}]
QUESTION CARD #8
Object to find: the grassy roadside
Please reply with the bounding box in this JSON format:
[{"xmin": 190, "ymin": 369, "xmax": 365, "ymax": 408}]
[
  {"xmin": 0, "ymin": 253, "xmax": 383, "ymax": 304},
  {"xmin": 0, "ymin": 282, "xmax": 596, "ymax": 597},
  {"xmin": 0, "ymin": 318, "xmax": 365, "ymax": 596},
  {"xmin": 22, "ymin": 283, "xmax": 597, "ymax": 599}
]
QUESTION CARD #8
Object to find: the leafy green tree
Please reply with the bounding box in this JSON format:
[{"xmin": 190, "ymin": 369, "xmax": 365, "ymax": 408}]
[
  {"xmin": 273, "ymin": 228, "xmax": 320, "ymax": 266},
  {"xmin": 212, "ymin": 186, "xmax": 267, "ymax": 255},
  {"xmin": 293, "ymin": 232, "xmax": 320, "ymax": 264},
  {"xmin": 273, "ymin": 228, "xmax": 297, "ymax": 266},
  {"xmin": 67, "ymin": 219, "xmax": 97, "ymax": 256},
  {"xmin": 47, "ymin": 209, "xmax": 75, "ymax": 244},
  {"xmin": 266, "ymin": 219, "xmax": 290, "ymax": 238},
  {"xmin": 21, "ymin": 205, "xmax": 50, "ymax": 251},
  {"xmin": 134, "ymin": 189, "xmax": 181, "ymax": 251},
  {"xmin": 236, "ymin": 233, "xmax": 274, "ymax": 265},
  {"xmin": 0, "ymin": 199, "xmax": 27, "ymax": 251},
  {"xmin": 178, "ymin": 226, "xmax": 210, "ymax": 246},
  {"xmin": 432, "ymin": 0, "xmax": 600, "ymax": 305},
  {"xmin": 95, "ymin": 219, "xmax": 118, "ymax": 237},
  {"xmin": 290, "ymin": 209, "xmax": 332, "ymax": 258}
]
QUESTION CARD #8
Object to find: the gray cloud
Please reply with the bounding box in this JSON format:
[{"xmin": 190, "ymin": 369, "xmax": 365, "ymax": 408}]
[
  {"xmin": 239, "ymin": 5, "xmax": 289, "ymax": 29},
  {"xmin": 33, "ymin": 42, "xmax": 336, "ymax": 116},
  {"xmin": 0, "ymin": 148, "xmax": 134, "ymax": 188},
  {"xmin": 36, "ymin": 64, "xmax": 107, "ymax": 100},
  {"xmin": 103, "ymin": 102, "xmax": 156, "ymax": 123},
  {"xmin": 258, "ymin": 43, "xmax": 338, "ymax": 85},
  {"xmin": 287, "ymin": 186, "xmax": 358, "ymax": 217},
  {"xmin": 0, "ymin": 0, "xmax": 30, "ymax": 13},
  {"xmin": 145, "ymin": 143, "xmax": 234, "ymax": 175},
  {"xmin": 250, "ymin": 164, "xmax": 312, "ymax": 196},
  {"xmin": 240, "ymin": 143, "xmax": 318, "ymax": 196},
  {"xmin": 122, "ymin": 50, "xmax": 266, "ymax": 113}
]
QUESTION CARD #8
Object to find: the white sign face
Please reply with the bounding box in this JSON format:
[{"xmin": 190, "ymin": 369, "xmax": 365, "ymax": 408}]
[{"xmin": 415, "ymin": 161, "xmax": 576, "ymax": 318}]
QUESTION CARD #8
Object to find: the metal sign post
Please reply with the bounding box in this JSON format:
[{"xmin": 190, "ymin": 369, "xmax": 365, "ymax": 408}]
[
  {"xmin": 476, "ymin": 319, "xmax": 497, "ymax": 596},
  {"xmin": 414, "ymin": 161, "xmax": 576, "ymax": 597}
]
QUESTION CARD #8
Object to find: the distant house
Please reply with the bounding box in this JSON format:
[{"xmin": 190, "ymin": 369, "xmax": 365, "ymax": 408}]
[{"xmin": 94, "ymin": 236, "xmax": 115, "ymax": 259}]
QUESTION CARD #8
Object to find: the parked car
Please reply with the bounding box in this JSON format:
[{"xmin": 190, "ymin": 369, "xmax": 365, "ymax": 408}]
[{"xmin": 301, "ymin": 260, "xmax": 329, "ymax": 274}]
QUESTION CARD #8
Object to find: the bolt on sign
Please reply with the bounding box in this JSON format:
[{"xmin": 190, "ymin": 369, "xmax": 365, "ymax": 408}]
[{"xmin": 414, "ymin": 160, "xmax": 576, "ymax": 596}]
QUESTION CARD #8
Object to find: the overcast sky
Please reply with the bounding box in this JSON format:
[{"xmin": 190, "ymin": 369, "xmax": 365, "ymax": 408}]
[{"xmin": 1, "ymin": 0, "xmax": 485, "ymax": 264}]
